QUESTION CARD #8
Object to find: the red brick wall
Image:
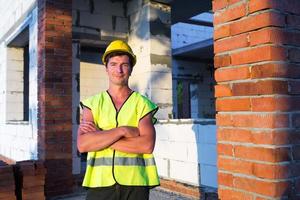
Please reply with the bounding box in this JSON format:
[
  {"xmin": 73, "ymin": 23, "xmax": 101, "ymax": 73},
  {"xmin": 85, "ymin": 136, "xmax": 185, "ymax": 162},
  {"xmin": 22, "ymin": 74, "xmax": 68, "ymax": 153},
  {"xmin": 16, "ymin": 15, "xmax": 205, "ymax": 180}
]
[
  {"xmin": 37, "ymin": 0, "xmax": 73, "ymax": 197},
  {"xmin": 213, "ymin": 0, "xmax": 300, "ymax": 199}
]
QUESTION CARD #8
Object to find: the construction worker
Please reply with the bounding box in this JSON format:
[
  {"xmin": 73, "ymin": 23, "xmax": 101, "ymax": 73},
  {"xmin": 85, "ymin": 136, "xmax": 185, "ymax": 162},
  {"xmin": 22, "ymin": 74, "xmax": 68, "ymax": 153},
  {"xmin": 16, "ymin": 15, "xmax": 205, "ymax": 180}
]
[{"xmin": 77, "ymin": 40, "xmax": 160, "ymax": 200}]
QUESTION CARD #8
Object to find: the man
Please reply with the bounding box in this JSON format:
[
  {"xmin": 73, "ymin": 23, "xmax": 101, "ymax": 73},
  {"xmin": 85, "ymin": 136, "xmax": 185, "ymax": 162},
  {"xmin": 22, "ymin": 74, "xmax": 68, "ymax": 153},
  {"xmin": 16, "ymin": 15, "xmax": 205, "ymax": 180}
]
[{"xmin": 77, "ymin": 40, "xmax": 160, "ymax": 200}]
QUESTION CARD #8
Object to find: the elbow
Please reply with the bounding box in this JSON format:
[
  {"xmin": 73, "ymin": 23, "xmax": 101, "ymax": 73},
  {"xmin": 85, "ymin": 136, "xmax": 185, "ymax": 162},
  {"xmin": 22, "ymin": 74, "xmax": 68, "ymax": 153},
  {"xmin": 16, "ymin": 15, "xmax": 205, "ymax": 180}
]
[
  {"xmin": 77, "ymin": 141, "xmax": 88, "ymax": 153},
  {"xmin": 143, "ymin": 144, "xmax": 154, "ymax": 154}
]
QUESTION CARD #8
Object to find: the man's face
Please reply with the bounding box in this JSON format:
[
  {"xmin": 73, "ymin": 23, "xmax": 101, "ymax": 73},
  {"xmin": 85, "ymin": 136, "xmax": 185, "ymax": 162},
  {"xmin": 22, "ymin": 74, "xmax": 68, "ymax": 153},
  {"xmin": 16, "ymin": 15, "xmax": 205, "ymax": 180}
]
[{"xmin": 106, "ymin": 55, "xmax": 132, "ymax": 86}]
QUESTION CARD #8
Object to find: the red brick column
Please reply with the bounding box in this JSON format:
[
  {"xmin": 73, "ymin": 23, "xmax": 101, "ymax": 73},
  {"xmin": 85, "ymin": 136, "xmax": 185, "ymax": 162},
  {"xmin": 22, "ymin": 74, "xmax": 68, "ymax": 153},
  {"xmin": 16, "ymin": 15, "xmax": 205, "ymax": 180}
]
[
  {"xmin": 37, "ymin": 0, "xmax": 73, "ymax": 197},
  {"xmin": 213, "ymin": 0, "xmax": 300, "ymax": 199}
]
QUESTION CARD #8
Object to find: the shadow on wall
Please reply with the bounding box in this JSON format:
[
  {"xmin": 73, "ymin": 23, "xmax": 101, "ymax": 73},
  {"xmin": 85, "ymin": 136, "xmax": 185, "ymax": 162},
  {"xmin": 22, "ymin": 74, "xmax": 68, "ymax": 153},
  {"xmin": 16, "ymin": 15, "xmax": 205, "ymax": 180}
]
[{"xmin": 192, "ymin": 123, "xmax": 218, "ymax": 199}]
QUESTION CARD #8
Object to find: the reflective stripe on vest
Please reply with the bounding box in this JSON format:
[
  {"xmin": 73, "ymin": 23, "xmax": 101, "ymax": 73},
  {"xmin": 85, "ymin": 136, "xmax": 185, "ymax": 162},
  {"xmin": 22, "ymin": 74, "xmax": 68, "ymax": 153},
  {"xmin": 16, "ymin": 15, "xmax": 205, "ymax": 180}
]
[{"xmin": 87, "ymin": 156, "xmax": 156, "ymax": 166}]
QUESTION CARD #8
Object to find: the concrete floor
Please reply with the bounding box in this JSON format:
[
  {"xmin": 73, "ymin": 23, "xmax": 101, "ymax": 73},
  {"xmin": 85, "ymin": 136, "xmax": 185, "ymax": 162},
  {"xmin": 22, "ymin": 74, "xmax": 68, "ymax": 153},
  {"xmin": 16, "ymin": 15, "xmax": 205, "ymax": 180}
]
[{"xmin": 51, "ymin": 187, "xmax": 195, "ymax": 200}]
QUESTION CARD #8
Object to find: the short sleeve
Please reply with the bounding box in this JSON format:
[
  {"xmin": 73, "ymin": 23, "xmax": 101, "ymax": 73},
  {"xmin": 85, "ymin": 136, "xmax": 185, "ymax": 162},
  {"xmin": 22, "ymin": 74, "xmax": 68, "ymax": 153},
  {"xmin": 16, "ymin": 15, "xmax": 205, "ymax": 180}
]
[
  {"xmin": 80, "ymin": 96, "xmax": 94, "ymax": 110},
  {"xmin": 139, "ymin": 96, "xmax": 159, "ymax": 124}
]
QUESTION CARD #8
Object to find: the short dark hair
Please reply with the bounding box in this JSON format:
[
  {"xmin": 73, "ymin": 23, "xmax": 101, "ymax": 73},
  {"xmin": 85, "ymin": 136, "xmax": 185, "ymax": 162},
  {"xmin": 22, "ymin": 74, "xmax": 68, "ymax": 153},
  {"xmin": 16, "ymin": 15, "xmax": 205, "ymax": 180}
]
[{"xmin": 105, "ymin": 51, "xmax": 134, "ymax": 67}]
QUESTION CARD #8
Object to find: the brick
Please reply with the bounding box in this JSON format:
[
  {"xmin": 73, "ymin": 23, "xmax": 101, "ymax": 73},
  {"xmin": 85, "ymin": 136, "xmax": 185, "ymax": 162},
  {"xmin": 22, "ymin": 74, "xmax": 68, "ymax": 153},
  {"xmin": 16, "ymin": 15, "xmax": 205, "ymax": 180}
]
[
  {"xmin": 214, "ymin": 33, "xmax": 249, "ymax": 54},
  {"xmin": 292, "ymin": 114, "xmax": 300, "ymax": 129},
  {"xmin": 215, "ymin": 84, "xmax": 232, "ymax": 97},
  {"xmin": 249, "ymin": 0, "xmax": 281, "ymax": 13},
  {"xmin": 235, "ymin": 146, "xmax": 290, "ymax": 162},
  {"xmin": 234, "ymin": 176, "xmax": 290, "ymax": 197},
  {"xmin": 290, "ymin": 132, "xmax": 300, "ymax": 145},
  {"xmin": 231, "ymin": 46, "xmax": 287, "ymax": 65},
  {"xmin": 287, "ymin": 14, "xmax": 300, "ymax": 29},
  {"xmin": 214, "ymin": 3, "xmax": 247, "ymax": 25},
  {"xmin": 250, "ymin": 28, "xmax": 300, "ymax": 47},
  {"xmin": 232, "ymin": 80, "xmax": 288, "ymax": 96},
  {"xmin": 214, "ymin": 54, "xmax": 231, "ymax": 68},
  {"xmin": 253, "ymin": 163, "xmax": 290, "ymax": 179},
  {"xmin": 251, "ymin": 130, "xmax": 290, "ymax": 145},
  {"xmin": 251, "ymin": 96, "xmax": 300, "ymax": 112},
  {"xmin": 230, "ymin": 11, "xmax": 286, "ymax": 36},
  {"xmin": 212, "ymin": 0, "xmax": 227, "ymax": 12},
  {"xmin": 296, "ymin": 179, "xmax": 300, "ymax": 195},
  {"xmin": 23, "ymin": 176, "xmax": 45, "ymax": 188},
  {"xmin": 218, "ymin": 188, "xmax": 253, "ymax": 200},
  {"xmin": 160, "ymin": 179, "xmax": 201, "ymax": 199},
  {"xmin": 216, "ymin": 98, "xmax": 251, "ymax": 111},
  {"xmin": 215, "ymin": 66, "xmax": 250, "ymax": 82},
  {"xmin": 289, "ymin": 81, "xmax": 300, "ymax": 95},
  {"xmin": 219, "ymin": 157, "xmax": 291, "ymax": 179},
  {"xmin": 293, "ymin": 145, "xmax": 300, "ymax": 161},
  {"xmin": 249, "ymin": 28, "xmax": 283, "ymax": 46},
  {"xmin": 214, "ymin": 24, "xmax": 230, "ymax": 40},
  {"xmin": 218, "ymin": 128, "xmax": 252, "ymax": 143},
  {"xmin": 218, "ymin": 157, "xmax": 253, "ymax": 175},
  {"xmin": 216, "ymin": 113, "xmax": 233, "ymax": 126},
  {"xmin": 289, "ymin": 48, "xmax": 300, "ymax": 62},
  {"xmin": 251, "ymin": 63, "xmax": 300, "ymax": 79},
  {"xmin": 281, "ymin": 0, "xmax": 300, "ymax": 14},
  {"xmin": 218, "ymin": 172, "xmax": 233, "ymax": 187},
  {"xmin": 232, "ymin": 113, "xmax": 289, "ymax": 128},
  {"xmin": 217, "ymin": 143, "xmax": 233, "ymax": 156}
]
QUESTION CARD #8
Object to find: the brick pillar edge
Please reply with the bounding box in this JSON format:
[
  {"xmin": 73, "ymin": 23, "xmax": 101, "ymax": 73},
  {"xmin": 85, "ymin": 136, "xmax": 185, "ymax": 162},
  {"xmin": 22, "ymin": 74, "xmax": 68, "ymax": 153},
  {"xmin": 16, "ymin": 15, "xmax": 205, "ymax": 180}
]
[
  {"xmin": 37, "ymin": 0, "xmax": 73, "ymax": 197},
  {"xmin": 213, "ymin": 0, "xmax": 300, "ymax": 199}
]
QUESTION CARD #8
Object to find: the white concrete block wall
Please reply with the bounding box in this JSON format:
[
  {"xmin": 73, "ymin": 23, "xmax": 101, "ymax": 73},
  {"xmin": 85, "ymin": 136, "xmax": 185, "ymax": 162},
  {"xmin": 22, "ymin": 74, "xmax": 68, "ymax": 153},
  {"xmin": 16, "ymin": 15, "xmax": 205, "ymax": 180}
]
[
  {"xmin": 154, "ymin": 119, "xmax": 217, "ymax": 188},
  {"xmin": 6, "ymin": 47, "xmax": 24, "ymax": 121},
  {"xmin": 80, "ymin": 62, "xmax": 108, "ymax": 100},
  {"xmin": 171, "ymin": 23, "xmax": 213, "ymax": 49},
  {"xmin": 128, "ymin": 0, "xmax": 172, "ymax": 120},
  {"xmin": 73, "ymin": 0, "xmax": 128, "ymax": 37},
  {"xmin": 0, "ymin": 7, "xmax": 38, "ymax": 161},
  {"xmin": 0, "ymin": 0, "xmax": 36, "ymax": 40}
]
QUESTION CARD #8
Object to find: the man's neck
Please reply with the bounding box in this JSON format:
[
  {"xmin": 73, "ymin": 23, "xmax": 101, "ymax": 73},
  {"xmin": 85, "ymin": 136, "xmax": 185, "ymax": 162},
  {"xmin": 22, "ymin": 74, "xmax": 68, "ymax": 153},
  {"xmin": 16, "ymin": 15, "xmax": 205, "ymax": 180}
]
[{"xmin": 107, "ymin": 85, "xmax": 132, "ymax": 100}]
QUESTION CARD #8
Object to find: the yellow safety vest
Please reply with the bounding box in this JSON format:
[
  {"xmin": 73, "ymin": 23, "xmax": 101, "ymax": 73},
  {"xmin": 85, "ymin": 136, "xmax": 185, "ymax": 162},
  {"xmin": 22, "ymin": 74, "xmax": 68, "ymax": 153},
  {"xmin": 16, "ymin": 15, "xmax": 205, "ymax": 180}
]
[{"xmin": 80, "ymin": 91, "xmax": 160, "ymax": 187}]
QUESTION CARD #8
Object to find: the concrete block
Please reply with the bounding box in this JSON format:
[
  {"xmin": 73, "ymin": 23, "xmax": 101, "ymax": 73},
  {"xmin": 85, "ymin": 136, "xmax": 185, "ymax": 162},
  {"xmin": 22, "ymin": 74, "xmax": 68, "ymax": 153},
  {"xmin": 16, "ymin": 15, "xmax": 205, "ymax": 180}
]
[
  {"xmin": 200, "ymin": 164, "xmax": 218, "ymax": 188},
  {"xmin": 79, "ymin": 12, "xmax": 112, "ymax": 30},
  {"xmin": 153, "ymin": 140, "xmax": 170, "ymax": 159},
  {"xmin": 168, "ymin": 124, "xmax": 197, "ymax": 143},
  {"xmin": 150, "ymin": 36, "xmax": 171, "ymax": 56},
  {"xmin": 149, "ymin": 71, "xmax": 172, "ymax": 90},
  {"xmin": 154, "ymin": 124, "xmax": 170, "ymax": 141},
  {"xmin": 168, "ymin": 141, "xmax": 188, "ymax": 161},
  {"xmin": 155, "ymin": 157, "xmax": 169, "ymax": 178},
  {"xmin": 169, "ymin": 160, "xmax": 199, "ymax": 186},
  {"xmin": 197, "ymin": 125, "xmax": 217, "ymax": 144},
  {"xmin": 6, "ymin": 111, "xmax": 23, "ymax": 121},
  {"xmin": 150, "ymin": 88, "xmax": 172, "ymax": 105},
  {"xmin": 127, "ymin": 0, "xmax": 143, "ymax": 16},
  {"xmin": 93, "ymin": 0, "xmax": 124, "ymax": 17},
  {"xmin": 187, "ymin": 142, "xmax": 200, "ymax": 163},
  {"xmin": 6, "ymin": 81, "xmax": 23, "ymax": 92},
  {"xmin": 155, "ymin": 106, "xmax": 172, "ymax": 120},
  {"xmin": 198, "ymin": 144, "xmax": 217, "ymax": 165},
  {"xmin": 7, "ymin": 47, "xmax": 23, "ymax": 60},
  {"xmin": 5, "ymin": 124, "xmax": 17, "ymax": 136},
  {"xmin": 6, "ymin": 92, "xmax": 23, "ymax": 103},
  {"xmin": 115, "ymin": 17, "xmax": 128, "ymax": 32},
  {"xmin": 72, "ymin": 0, "xmax": 90, "ymax": 12}
]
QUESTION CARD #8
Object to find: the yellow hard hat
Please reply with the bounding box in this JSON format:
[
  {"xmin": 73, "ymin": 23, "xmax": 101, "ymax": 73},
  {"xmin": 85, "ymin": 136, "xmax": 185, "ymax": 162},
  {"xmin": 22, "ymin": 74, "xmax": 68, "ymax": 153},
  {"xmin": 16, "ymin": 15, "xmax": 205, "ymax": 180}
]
[{"xmin": 102, "ymin": 40, "xmax": 136, "ymax": 67}]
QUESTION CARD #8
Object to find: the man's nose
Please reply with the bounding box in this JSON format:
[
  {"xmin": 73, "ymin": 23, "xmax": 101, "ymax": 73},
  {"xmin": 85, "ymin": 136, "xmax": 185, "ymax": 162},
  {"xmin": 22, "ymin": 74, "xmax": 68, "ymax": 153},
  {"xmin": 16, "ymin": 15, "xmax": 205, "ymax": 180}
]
[{"xmin": 116, "ymin": 65, "xmax": 123, "ymax": 73}]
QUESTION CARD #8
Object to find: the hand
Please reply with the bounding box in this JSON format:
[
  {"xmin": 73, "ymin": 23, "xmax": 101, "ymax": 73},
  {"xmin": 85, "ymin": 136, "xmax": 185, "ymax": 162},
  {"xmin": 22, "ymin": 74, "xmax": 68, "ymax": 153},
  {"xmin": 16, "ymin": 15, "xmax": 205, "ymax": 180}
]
[
  {"xmin": 79, "ymin": 121, "xmax": 98, "ymax": 134},
  {"xmin": 120, "ymin": 126, "xmax": 140, "ymax": 138}
]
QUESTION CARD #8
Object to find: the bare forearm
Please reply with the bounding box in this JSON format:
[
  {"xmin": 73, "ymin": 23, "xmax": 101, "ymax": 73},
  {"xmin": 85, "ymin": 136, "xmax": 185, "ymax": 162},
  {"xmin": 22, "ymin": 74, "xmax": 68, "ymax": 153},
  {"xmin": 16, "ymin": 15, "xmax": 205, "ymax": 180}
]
[
  {"xmin": 110, "ymin": 135, "xmax": 155, "ymax": 154},
  {"xmin": 77, "ymin": 128, "xmax": 123, "ymax": 153}
]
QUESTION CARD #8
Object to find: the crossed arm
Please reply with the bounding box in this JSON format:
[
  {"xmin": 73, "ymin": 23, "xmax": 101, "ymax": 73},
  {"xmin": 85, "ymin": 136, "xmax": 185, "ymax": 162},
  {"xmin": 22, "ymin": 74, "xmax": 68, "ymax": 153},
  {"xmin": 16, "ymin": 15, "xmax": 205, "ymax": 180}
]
[{"xmin": 77, "ymin": 107, "xmax": 156, "ymax": 154}]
